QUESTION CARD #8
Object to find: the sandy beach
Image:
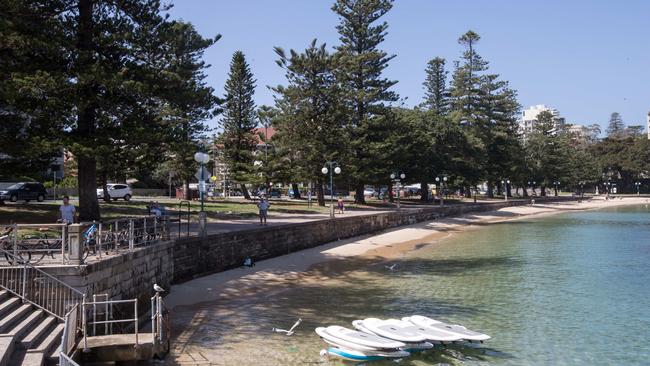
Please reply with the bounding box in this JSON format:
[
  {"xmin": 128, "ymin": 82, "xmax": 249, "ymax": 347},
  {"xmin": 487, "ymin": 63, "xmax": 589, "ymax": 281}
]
[{"xmin": 165, "ymin": 196, "xmax": 648, "ymax": 309}]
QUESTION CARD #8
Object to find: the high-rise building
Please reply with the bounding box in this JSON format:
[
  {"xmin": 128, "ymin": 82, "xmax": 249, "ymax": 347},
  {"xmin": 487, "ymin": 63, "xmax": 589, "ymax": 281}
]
[{"xmin": 519, "ymin": 104, "xmax": 566, "ymax": 140}]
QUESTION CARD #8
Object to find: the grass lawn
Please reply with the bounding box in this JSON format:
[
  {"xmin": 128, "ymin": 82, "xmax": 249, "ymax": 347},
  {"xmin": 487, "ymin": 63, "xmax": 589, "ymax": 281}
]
[{"xmin": 0, "ymin": 198, "xmax": 334, "ymax": 225}]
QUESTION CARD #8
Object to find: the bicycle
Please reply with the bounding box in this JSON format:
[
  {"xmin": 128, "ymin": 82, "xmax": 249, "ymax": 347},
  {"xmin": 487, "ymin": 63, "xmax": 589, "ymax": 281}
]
[{"xmin": 0, "ymin": 227, "xmax": 32, "ymax": 264}]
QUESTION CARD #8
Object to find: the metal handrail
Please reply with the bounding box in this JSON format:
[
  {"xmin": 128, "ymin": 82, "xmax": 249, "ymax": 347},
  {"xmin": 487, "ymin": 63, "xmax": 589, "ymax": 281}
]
[
  {"xmin": 82, "ymin": 298, "xmax": 139, "ymax": 350},
  {"xmin": 0, "ymin": 247, "xmax": 85, "ymax": 320},
  {"xmin": 151, "ymin": 293, "xmax": 164, "ymax": 345},
  {"xmin": 59, "ymin": 352, "xmax": 81, "ymax": 366}
]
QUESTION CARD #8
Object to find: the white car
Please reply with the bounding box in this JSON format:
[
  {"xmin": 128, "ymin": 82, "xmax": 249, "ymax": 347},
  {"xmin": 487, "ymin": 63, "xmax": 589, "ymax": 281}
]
[
  {"xmin": 97, "ymin": 183, "xmax": 132, "ymax": 201},
  {"xmin": 363, "ymin": 188, "xmax": 375, "ymax": 197}
]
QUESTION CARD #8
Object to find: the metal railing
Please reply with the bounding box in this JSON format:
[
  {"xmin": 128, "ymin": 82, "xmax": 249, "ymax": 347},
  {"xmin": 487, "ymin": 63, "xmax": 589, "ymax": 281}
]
[
  {"xmin": 151, "ymin": 292, "xmax": 164, "ymax": 345},
  {"xmin": 82, "ymin": 298, "xmax": 139, "ymax": 350},
  {"xmin": 61, "ymin": 304, "xmax": 80, "ymax": 356},
  {"xmin": 59, "ymin": 352, "xmax": 81, "ymax": 366},
  {"xmin": 0, "ymin": 217, "xmax": 168, "ymax": 266},
  {"xmin": 0, "ymin": 247, "xmax": 85, "ymax": 320}
]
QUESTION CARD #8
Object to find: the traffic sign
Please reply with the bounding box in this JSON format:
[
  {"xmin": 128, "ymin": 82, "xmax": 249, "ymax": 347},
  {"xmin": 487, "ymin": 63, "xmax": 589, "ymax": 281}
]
[{"xmin": 195, "ymin": 166, "xmax": 210, "ymax": 181}]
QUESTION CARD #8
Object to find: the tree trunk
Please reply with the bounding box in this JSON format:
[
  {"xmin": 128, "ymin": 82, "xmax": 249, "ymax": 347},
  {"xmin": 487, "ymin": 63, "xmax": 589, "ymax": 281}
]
[
  {"xmin": 101, "ymin": 171, "xmax": 110, "ymax": 203},
  {"xmin": 183, "ymin": 179, "xmax": 190, "ymax": 200},
  {"xmin": 541, "ymin": 186, "xmax": 547, "ymax": 196},
  {"xmin": 75, "ymin": 0, "xmax": 100, "ymax": 221},
  {"xmin": 317, "ymin": 182, "xmax": 325, "ymax": 206},
  {"xmin": 355, "ymin": 184, "xmax": 365, "ymax": 204},
  {"xmin": 420, "ymin": 180, "xmax": 428, "ymax": 202},
  {"xmin": 241, "ymin": 183, "xmax": 250, "ymax": 200},
  {"xmin": 523, "ymin": 187, "xmax": 529, "ymax": 197},
  {"xmin": 464, "ymin": 186, "xmax": 472, "ymax": 198},
  {"xmin": 388, "ymin": 181, "xmax": 394, "ymax": 203},
  {"xmin": 291, "ymin": 183, "xmax": 301, "ymax": 199},
  {"xmin": 554, "ymin": 186, "xmax": 558, "ymax": 196},
  {"xmin": 487, "ymin": 182, "xmax": 494, "ymax": 198}
]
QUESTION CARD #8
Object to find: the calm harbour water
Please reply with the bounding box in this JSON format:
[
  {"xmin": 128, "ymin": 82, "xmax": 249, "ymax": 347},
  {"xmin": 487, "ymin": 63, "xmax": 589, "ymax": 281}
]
[{"xmin": 170, "ymin": 204, "xmax": 650, "ymax": 365}]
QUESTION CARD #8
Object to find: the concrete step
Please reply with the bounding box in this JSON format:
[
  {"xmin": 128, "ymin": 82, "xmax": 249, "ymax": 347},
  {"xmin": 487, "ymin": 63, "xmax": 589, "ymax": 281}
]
[
  {"xmin": 44, "ymin": 344, "xmax": 59, "ymax": 366},
  {"xmin": 0, "ymin": 303, "xmax": 31, "ymax": 333},
  {"xmin": 7, "ymin": 310, "xmax": 44, "ymax": 341},
  {"xmin": 0, "ymin": 296, "xmax": 19, "ymax": 318},
  {"xmin": 21, "ymin": 316, "xmax": 56, "ymax": 349},
  {"xmin": 19, "ymin": 351, "xmax": 43, "ymax": 366},
  {"xmin": 0, "ymin": 290, "xmax": 8, "ymax": 302},
  {"xmin": 0, "ymin": 336, "xmax": 15, "ymax": 366},
  {"xmin": 24, "ymin": 323, "xmax": 63, "ymax": 366},
  {"xmin": 31, "ymin": 323, "xmax": 64, "ymax": 354}
]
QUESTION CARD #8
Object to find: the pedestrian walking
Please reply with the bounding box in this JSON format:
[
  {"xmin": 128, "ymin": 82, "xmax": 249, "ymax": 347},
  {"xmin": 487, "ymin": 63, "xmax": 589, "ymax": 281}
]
[
  {"xmin": 257, "ymin": 195, "xmax": 270, "ymax": 226},
  {"xmin": 337, "ymin": 196, "xmax": 345, "ymax": 214}
]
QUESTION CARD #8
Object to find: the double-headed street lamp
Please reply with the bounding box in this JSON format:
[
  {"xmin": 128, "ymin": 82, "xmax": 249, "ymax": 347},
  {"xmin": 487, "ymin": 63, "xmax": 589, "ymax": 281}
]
[
  {"xmin": 322, "ymin": 162, "xmax": 341, "ymax": 218},
  {"xmin": 527, "ymin": 180, "xmax": 537, "ymax": 197},
  {"xmin": 390, "ymin": 171, "xmax": 406, "ymax": 209},
  {"xmin": 635, "ymin": 181, "xmax": 641, "ymax": 196},
  {"xmin": 604, "ymin": 181, "xmax": 616, "ymax": 196},
  {"xmin": 501, "ymin": 179, "xmax": 510, "ymax": 201},
  {"xmin": 435, "ymin": 176, "xmax": 448, "ymax": 207},
  {"xmin": 553, "ymin": 181, "xmax": 560, "ymax": 196}
]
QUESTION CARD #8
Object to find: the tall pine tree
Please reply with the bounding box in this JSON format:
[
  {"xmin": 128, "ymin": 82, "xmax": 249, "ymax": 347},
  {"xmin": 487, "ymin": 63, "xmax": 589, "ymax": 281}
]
[
  {"xmin": 221, "ymin": 51, "xmax": 257, "ymax": 199},
  {"xmin": 332, "ymin": 0, "xmax": 398, "ymax": 203},
  {"xmin": 422, "ymin": 57, "xmax": 449, "ymax": 115}
]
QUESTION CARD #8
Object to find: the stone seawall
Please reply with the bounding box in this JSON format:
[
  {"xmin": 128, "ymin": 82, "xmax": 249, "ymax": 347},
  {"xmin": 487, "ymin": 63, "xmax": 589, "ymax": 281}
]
[{"xmin": 44, "ymin": 197, "xmax": 574, "ymax": 311}]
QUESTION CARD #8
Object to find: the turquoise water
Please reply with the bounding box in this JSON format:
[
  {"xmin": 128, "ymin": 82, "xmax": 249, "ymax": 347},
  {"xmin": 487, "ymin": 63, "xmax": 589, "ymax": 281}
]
[{"xmin": 169, "ymin": 205, "xmax": 650, "ymax": 365}]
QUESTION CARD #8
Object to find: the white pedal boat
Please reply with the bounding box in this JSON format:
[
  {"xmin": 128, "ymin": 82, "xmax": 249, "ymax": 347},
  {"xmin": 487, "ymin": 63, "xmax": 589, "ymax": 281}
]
[
  {"xmin": 403, "ymin": 315, "xmax": 491, "ymax": 342},
  {"xmin": 323, "ymin": 347, "xmax": 410, "ymax": 361},
  {"xmin": 353, "ymin": 318, "xmax": 434, "ymax": 351},
  {"xmin": 315, "ymin": 325, "xmax": 406, "ymax": 352}
]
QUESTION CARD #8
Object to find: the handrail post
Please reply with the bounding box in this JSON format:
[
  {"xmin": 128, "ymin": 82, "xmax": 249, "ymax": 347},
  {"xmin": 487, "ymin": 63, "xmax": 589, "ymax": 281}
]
[
  {"xmin": 98, "ymin": 223, "xmax": 102, "ymax": 259},
  {"xmin": 128, "ymin": 220, "xmax": 134, "ymax": 251},
  {"xmin": 158, "ymin": 295, "xmax": 163, "ymax": 342},
  {"xmin": 21, "ymin": 260, "xmax": 27, "ymax": 300},
  {"xmin": 134, "ymin": 299, "xmax": 139, "ymax": 347},
  {"xmin": 12, "ymin": 223, "xmax": 17, "ymax": 259},
  {"xmin": 82, "ymin": 294, "xmax": 89, "ymax": 352},
  {"xmin": 67, "ymin": 224, "xmax": 83, "ymax": 265},
  {"xmin": 151, "ymin": 295, "xmax": 155, "ymax": 345},
  {"xmin": 61, "ymin": 224, "xmax": 67, "ymax": 263},
  {"xmin": 143, "ymin": 218, "xmax": 147, "ymax": 245}
]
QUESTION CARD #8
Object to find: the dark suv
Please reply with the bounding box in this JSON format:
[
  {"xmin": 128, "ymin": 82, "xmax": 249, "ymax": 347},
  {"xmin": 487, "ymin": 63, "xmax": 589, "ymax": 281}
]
[{"xmin": 0, "ymin": 182, "xmax": 48, "ymax": 203}]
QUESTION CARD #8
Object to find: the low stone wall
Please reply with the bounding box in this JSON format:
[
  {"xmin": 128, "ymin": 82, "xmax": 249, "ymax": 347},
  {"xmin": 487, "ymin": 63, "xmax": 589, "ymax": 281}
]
[
  {"xmin": 43, "ymin": 197, "xmax": 574, "ymax": 310},
  {"xmin": 45, "ymin": 241, "xmax": 175, "ymax": 308}
]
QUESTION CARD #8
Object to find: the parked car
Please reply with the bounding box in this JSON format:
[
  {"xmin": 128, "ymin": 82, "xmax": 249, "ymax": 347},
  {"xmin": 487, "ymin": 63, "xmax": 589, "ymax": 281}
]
[
  {"xmin": 97, "ymin": 183, "xmax": 132, "ymax": 201},
  {"xmin": 0, "ymin": 182, "xmax": 48, "ymax": 203},
  {"xmin": 363, "ymin": 188, "xmax": 375, "ymax": 197},
  {"xmin": 269, "ymin": 189, "xmax": 282, "ymax": 198}
]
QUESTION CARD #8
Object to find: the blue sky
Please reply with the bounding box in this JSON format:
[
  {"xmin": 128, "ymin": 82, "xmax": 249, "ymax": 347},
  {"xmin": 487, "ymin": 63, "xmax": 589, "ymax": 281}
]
[{"xmin": 169, "ymin": 0, "xmax": 650, "ymax": 131}]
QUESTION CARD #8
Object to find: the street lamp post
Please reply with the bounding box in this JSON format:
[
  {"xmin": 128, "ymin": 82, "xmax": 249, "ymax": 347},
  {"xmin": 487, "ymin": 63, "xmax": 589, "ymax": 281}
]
[
  {"xmin": 501, "ymin": 179, "xmax": 510, "ymax": 201},
  {"xmin": 194, "ymin": 151, "xmax": 210, "ymax": 236},
  {"xmin": 579, "ymin": 182, "xmax": 585, "ymax": 200},
  {"xmin": 390, "ymin": 171, "xmax": 406, "ymax": 209},
  {"xmin": 322, "ymin": 162, "xmax": 341, "ymax": 218},
  {"xmin": 527, "ymin": 180, "xmax": 537, "ymax": 197},
  {"xmin": 435, "ymin": 176, "xmax": 448, "ymax": 207},
  {"xmin": 553, "ymin": 181, "xmax": 560, "ymax": 196},
  {"xmin": 635, "ymin": 181, "xmax": 641, "ymax": 196}
]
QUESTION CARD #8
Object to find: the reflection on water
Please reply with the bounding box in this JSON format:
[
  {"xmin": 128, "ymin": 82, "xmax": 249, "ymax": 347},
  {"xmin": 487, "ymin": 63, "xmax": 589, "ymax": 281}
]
[{"xmin": 166, "ymin": 205, "xmax": 650, "ymax": 365}]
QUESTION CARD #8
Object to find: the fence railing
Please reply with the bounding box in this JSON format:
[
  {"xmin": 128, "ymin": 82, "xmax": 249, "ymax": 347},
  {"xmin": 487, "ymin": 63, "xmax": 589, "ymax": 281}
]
[
  {"xmin": 151, "ymin": 292, "xmax": 164, "ymax": 346},
  {"xmin": 0, "ymin": 217, "xmax": 168, "ymax": 266},
  {"xmin": 0, "ymin": 247, "xmax": 85, "ymax": 320},
  {"xmin": 61, "ymin": 304, "xmax": 80, "ymax": 356},
  {"xmin": 82, "ymin": 298, "xmax": 140, "ymax": 351}
]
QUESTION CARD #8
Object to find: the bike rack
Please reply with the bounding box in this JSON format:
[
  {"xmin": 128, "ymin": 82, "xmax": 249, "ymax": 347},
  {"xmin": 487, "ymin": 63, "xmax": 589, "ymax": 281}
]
[{"xmin": 178, "ymin": 200, "xmax": 191, "ymax": 237}]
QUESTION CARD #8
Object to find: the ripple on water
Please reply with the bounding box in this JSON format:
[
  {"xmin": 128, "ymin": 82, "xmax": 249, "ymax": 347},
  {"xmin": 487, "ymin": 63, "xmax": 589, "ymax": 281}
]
[{"xmin": 165, "ymin": 205, "xmax": 650, "ymax": 366}]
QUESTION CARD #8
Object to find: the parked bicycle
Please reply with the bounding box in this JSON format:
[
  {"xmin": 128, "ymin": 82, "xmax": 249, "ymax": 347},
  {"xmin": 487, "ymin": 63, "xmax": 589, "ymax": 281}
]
[{"xmin": 0, "ymin": 226, "xmax": 32, "ymax": 264}]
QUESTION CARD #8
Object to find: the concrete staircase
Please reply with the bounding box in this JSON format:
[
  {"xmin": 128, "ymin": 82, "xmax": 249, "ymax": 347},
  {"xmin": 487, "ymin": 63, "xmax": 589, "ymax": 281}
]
[{"xmin": 0, "ymin": 289, "xmax": 64, "ymax": 366}]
